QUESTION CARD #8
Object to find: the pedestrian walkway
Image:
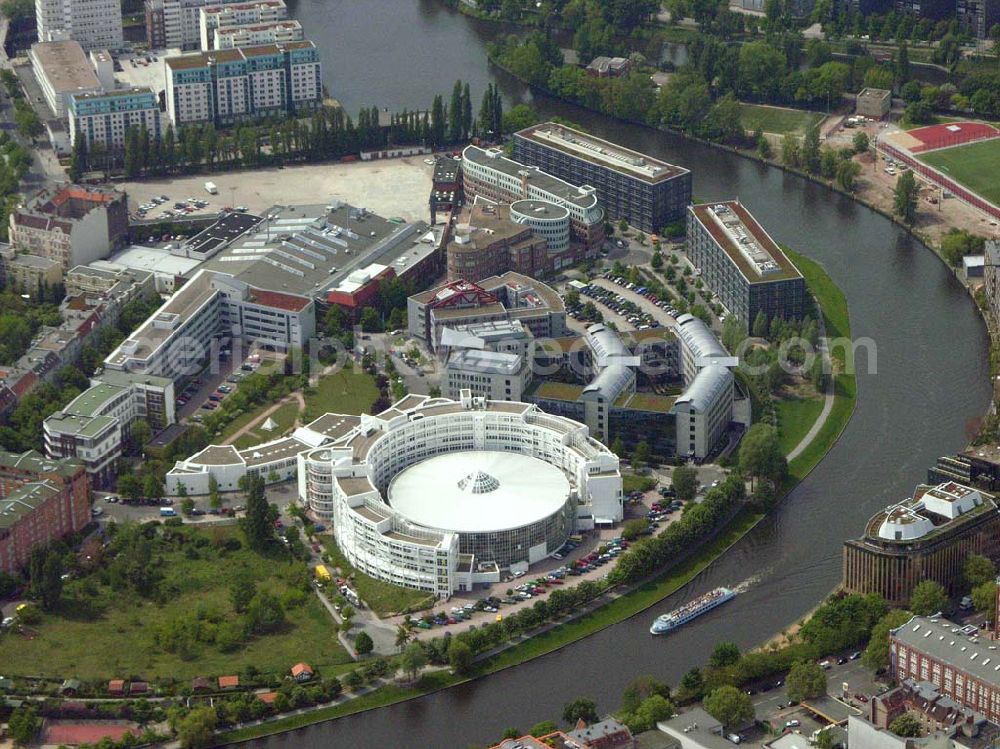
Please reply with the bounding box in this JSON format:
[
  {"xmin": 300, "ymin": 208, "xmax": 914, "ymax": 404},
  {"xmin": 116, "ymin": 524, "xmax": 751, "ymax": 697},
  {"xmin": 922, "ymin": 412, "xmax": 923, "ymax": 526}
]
[{"xmin": 786, "ymin": 316, "xmax": 835, "ymax": 462}]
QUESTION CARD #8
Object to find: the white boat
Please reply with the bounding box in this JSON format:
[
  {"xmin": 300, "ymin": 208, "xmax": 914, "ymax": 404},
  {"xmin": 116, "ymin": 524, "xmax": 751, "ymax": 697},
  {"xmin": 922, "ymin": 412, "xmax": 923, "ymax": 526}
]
[{"xmin": 650, "ymin": 587, "xmax": 735, "ymax": 635}]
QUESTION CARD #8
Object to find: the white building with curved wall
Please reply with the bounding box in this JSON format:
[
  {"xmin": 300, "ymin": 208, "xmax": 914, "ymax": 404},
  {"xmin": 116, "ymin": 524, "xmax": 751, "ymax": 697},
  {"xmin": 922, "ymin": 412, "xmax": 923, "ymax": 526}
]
[
  {"xmin": 166, "ymin": 391, "xmax": 621, "ymax": 598},
  {"xmin": 510, "ymin": 199, "xmax": 570, "ymax": 255}
]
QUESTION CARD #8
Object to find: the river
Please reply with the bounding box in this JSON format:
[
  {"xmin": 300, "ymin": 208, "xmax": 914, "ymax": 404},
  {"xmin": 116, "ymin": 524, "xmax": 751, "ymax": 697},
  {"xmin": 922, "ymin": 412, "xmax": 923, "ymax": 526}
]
[{"xmin": 241, "ymin": 1, "xmax": 993, "ymax": 745}]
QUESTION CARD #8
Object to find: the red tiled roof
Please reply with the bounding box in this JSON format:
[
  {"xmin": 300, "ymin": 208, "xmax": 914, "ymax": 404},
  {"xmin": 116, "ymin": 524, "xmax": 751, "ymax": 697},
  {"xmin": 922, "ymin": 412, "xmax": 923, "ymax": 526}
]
[
  {"xmin": 257, "ymin": 691, "xmax": 278, "ymax": 704},
  {"xmin": 49, "ymin": 187, "xmax": 118, "ymax": 208},
  {"xmin": 248, "ymin": 288, "xmax": 311, "ymax": 312},
  {"xmin": 11, "ymin": 372, "xmax": 38, "ymax": 398},
  {"xmin": 107, "ymin": 680, "xmax": 125, "ymax": 693},
  {"xmin": 290, "ymin": 662, "xmax": 312, "ymax": 677},
  {"xmin": 218, "ymin": 675, "xmax": 239, "ymax": 689}
]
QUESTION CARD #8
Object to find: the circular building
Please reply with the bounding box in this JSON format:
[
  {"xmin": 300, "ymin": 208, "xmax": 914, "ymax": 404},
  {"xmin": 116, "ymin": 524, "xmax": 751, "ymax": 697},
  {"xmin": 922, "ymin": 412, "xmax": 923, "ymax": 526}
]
[
  {"xmin": 510, "ymin": 199, "xmax": 570, "ymax": 254},
  {"xmin": 296, "ymin": 394, "xmax": 623, "ymax": 598},
  {"xmin": 388, "ymin": 451, "xmax": 573, "ymax": 569}
]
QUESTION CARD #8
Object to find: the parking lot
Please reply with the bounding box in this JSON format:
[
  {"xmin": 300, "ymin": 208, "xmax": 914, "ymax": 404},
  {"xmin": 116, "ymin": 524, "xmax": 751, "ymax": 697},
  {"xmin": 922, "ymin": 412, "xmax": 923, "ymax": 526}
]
[
  {"xmin": 131, "ymin": 192, "xmax": 217, "ymax": 222},
  {"xmin": 566, "ymin": 276, "xmax": 676, "ymax": 333},
  {"xmin": 121, "ymin": 157, "xmax": 434, "ymax": 222}
]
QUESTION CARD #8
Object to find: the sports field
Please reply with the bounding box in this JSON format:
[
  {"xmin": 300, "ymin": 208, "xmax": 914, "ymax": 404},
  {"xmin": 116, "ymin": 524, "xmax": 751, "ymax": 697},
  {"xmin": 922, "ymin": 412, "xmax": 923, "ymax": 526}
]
[
  {"xmin": 739, "ymin": 103, "xmax": 824, "ymax": 135},
  {"xmin": 918, "ymin": 138, "xmax": 1000, "ymax": 207}
]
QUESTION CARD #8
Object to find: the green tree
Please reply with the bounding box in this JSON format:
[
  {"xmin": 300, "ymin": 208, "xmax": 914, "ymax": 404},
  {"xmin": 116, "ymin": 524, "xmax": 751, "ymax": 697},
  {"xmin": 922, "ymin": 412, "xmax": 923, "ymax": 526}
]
[
  {"xmin": 853, "ymin": 131, "xmax": 870, "ymax": 154},
  {"xmin": 704, "ymin": 686, "xmax": 754, "ymax": 728},
  {"xmin": 176, "ymin": 706, "xmax": 218, "ymax": 749},
  {"xmin": 972, "ymin": 579, "xmax": 997, "ymax": 612},
  {"xmin": 244, "ymin": 591, "xmax": 285, "ymax": 634},
  {"xmin": 359, "ymin": 307, "xmax": 381, "ymax": 333},
  {"xmin": 208, "ymin": 475, "xmax": 220, "ymax": 509},
  {"xmin": 39, "ymin": 551, "xmax": 63, "ymax": 610},
  {"xmin": 672, "ymin": 464, "xmax": 698, "ymax": 502},
  {"xmin": 836, "ymin": 159, "xmax": 861, "ymax": 192},
  {"xmin": 893, "ymin": 170, "xmax": 918, "ymax": 225},
  {"xmin": 240, "ymin": 474, "xmax": 272, "ymax": 550},
  {"xmin": 632, "ymin": 441, "xmax": 651, "ymax": 469},
  {"xmin": 230, "ymin": 578, "xmax": 256, "ymax": 613},
  {"xmin": 739, "ymin": 423, "xmax": 787, "ymax": 488},
  {"xmin": 8, "ymin": 706, "xmax": 38, "ymax": 746},
  {"xmin": 530, "ymin": 721, "xmax": 559, "ymax": 737},
  {"xmin": 801, "ymin": 127, "xmax": 821, "ymax": 174},
  {"xmin": 895, "ymin": 41, "xmax": 910, "ymax": 86},
  {"xmin": 502, "ymin": 103, "xmax": 540, "ymax": 134},
  {"xmin": 448, "ymin": 79, "xmax": 463, "ymax": 143},
  {"xmin": 399, "ymin": 641, "xmax": 427, "ymax": 681},
  {"xmin": 354, "ymin": 630, "xmax": 374, "ymax": 655},
  {"xmin": 679, "ymin": 667, "xmax": 705, "ymax": 697},
  {"xmin": 861, "ymin": 607, "xmax": 912, "ymax": 671},
  {"xmin": 181, "ymin": 497, "xmax": 195, "ymax": 515},
  {"xmin": 965, "ymin": 554, "xmax": 996, "ymax": 590},
  {"xmin": 752, "ymin": 310, "xmax": 769, "ymax": 338},
  {"xmin": 910, "ymin": 580, "xmax": 948, "ymax": 616},
  {"xmin": 448, "ymin": 638, "xmax": 474, "ymax": 675},
  {"xmin": 889, "ymin": 714, "xmax": 921, "ymax": 738},
  {"xmin": 563, "ymin": 697, "xmax": 599, "ymax": 725},
  {"xmin": 709, "ymin": 641, "xmax": 741, "ymax": 668},
  {"xmin": 143, "ymin": 472, "xmax": 163, "ymax": 500},
  {"xmin": 786, "ymin": 660, "xmax": 827, "ymax": 702}
]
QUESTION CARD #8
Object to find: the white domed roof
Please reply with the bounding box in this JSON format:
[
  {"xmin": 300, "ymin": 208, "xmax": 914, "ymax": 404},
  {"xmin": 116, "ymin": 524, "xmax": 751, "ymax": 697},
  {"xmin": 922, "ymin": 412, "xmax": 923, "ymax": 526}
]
[{"xmin": 388, "ymin": 450, "xmax": 571, "ymax": 533}]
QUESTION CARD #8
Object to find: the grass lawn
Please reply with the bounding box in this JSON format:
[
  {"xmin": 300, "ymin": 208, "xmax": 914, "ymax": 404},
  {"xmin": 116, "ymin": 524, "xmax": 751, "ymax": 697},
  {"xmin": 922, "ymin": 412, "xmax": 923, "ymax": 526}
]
[
  {"xmin": 303, "ymin": 368, "xmax": 379, "ymax": 421},
  {"xmin": 775, "ymin": 394, "xmax": 825, "ymax": 456},
  {"xmin": 322, "ymin": 537, "xmax": 434, "ymax": 617},
  {"xmin": 782, "ymin": 248, "xmax": 857, "ymax": 480},
  {"xmin": 919, "ymin": 138, "xmax": 1000, "ymax": 207},
  {"xmin": 0, "ymin": 525, "xmax": 353, "ymax": 681},
  {"xmin": 740, "ymin": 103, "xmax": 824, "ymax": 135},
  {"xmin": 232, "ymin": 401, "xmax": 301, "ymax": 449},
  {"xmin": 622, "ymin": 473, "xmax": 657, "ymax": 493}
]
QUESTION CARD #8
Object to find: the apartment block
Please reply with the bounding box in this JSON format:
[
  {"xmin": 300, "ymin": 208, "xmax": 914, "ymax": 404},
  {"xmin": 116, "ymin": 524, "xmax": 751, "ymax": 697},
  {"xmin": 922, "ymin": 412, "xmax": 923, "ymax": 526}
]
[
  {"xmin": 145, "ymin": 0, "xmax": 239, "ymax": 49},
  {"xmin": 68, "ymin": 88, "xmax": 162, "ymax": 150},
  {"xmin": 197, "ymin": 0, "xmax": 288, "ymax": 48},
  {"xmin": 9, "ymin": 185, "xmax": 129, "ymax": 270},
  {"xmin": 211, "ymin": 20, "xmax": 302, "ymax": 49},
  {"xmin": 2, "ymin": 252, "xmax": 63, "ymax": 294},
  {"xmin": 35, "ymin": 0, "xmax": 123, "ymax": 50},
  {"xmin": 0, "ymin": 450, "xmax": 90, "ymax": 575},
  {"xmin": 687, "ymin": 201, "xmax": 806, "ymax": 329},
  {"xmin": 164, "ymin": 41, "xmax": 321, "ymax": 126},
  {"xmin": 512, "ymin": 122, "xmax": 692, "ymax": 234}
]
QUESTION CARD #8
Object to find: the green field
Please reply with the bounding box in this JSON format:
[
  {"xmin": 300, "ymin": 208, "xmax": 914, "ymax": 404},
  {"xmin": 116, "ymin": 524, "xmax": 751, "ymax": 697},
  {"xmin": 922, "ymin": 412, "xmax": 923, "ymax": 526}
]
[
  {"xmin": 740, "ymin": 104, "xmax": 824, "ymax": 135},
  {"xmin": 0, "ymin": 526, "xmax": 353, "ymax": 681},
  {"xmin": 775, "ymin": 394, "xmax": 826, "ymax": 456},
  {"xmin": 919, "ymin": 138, "xmax": 1000, "ymax": 208},
  {"xmin": 303, "ymin": 368, "xmax": 380, "ymax": 420}
]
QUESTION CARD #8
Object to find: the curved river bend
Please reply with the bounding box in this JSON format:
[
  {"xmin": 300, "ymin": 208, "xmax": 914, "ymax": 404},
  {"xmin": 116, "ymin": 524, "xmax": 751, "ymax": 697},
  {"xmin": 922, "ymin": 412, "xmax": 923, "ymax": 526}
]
[{"xmin": 243, "ymin": 1, "xmax": 992, "ymax": 744}]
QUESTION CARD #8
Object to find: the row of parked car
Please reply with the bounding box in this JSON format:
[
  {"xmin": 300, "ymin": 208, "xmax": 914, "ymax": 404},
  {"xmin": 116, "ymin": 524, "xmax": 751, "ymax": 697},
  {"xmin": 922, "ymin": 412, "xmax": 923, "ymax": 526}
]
[{"xmin": 577, "ymin": 282, "xmax": 663, "ymax": 330}]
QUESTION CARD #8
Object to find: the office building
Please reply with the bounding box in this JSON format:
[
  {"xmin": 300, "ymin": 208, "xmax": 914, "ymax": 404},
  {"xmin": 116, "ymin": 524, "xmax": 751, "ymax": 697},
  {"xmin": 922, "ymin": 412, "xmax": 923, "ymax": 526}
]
[
  {"xmin": 585, "ymin": 56, "xmax": 630, "ymax": 77},
  {"xmin": 408, "ymin": 272, "xmax": 567, "ymax": 352},
  {"xmin": 0, "ymin": 450, "xmax": 90, "ymax": 575},
  {"xmin": 429, "ymin": 156, "xmax": 463, "ymax": 225},
  {"xmin": 444, "ymin": 348, "xmax": 532, "ymax": 401},
  {"xmin": 461, "ymin": 145, "xmax": 605, "ymax": 257},
  {"xmin": 890, "ymin": 615, "xmax": 1000, "ymax": 724},
  {"xmin": 28, "ymin": 41, "xmax": 103, "ymax": 119},
  {"xmin": 35, "ymin": 0, "xmax": 123, "ymax": 50},
  {"xmin": 843, "ymin": 482, "xmax": 1000, "ymax": 607},
  {"xmin": 198, "ymin": 0, "xmax": 288, "ymax": 48},
  {"xmin": 163, "ymin": 41, "xmax": 321, "ymax": 126},
  {"xmin": 68, "ymin": 88, "xmax": 162, "ymax": 150},
  {"xmin": 9, "ymin": 184, "xmax": 129, "ymax": 269},
  {"xmin": 512, "ymin": 122, "xmax": 692, "ymax": 233},
  {"xmin": 687, "ymin": 201, "xmax": 807, "ymax": 329},
  {"xmin": 446, "ymin": 201, "xmax": 548, "ymax": 282},
  {"xmin": 166, "ymin": 392, "xmax": 622, "ymax": 596}
]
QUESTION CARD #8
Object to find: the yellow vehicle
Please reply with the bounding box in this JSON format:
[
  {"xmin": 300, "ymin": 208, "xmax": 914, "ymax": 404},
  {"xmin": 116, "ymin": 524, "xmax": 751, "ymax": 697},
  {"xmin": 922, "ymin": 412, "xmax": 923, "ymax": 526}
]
[
  {"xmin": 314, "ymin": 565, "xmax": 332, "ymax": 583},
  {"xmin": 15, "ymin": 603, "xmax": 27, "ymax": 614}
]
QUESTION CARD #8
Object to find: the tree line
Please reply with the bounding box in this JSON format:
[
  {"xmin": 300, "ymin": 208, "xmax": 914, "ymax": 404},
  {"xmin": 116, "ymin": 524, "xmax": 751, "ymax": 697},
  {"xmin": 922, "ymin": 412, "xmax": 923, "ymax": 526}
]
[{"xmin": 71, "ymin": 80, "xmax": 507, "ymax": 180}]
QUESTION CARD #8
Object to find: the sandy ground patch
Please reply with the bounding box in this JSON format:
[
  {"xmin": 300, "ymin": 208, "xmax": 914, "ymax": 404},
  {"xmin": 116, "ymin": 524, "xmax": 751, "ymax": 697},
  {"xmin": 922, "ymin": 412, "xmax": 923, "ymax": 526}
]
[{"xmin": 120, "ymin": 157, "xmax": 436, "ymax": 223}]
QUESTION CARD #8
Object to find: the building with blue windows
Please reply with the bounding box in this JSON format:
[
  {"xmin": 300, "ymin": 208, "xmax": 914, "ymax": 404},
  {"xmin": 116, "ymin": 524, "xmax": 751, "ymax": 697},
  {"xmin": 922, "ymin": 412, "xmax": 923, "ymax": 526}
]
[
  {"xmin": 164, "ymin": 40, "xmax": 321, "ymax": 126},
  {"xmin": 67, "ymin": 88, "xmax": 161, "ymax": 150}
]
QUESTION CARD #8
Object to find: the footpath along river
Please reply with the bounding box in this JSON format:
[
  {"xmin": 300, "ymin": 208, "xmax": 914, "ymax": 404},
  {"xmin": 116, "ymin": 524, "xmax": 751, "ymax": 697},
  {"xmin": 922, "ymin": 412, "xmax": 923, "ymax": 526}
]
[{"xmin": 239, "ymin": 0, "xmax": 995, "ymax": 744}]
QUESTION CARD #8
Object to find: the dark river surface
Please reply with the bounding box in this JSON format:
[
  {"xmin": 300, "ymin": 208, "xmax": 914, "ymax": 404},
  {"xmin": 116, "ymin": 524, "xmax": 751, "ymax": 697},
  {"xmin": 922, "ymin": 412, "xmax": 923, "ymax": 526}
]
[{"xmin": 241, "ymin": 1, "xmax": 993, "ymax": 744}]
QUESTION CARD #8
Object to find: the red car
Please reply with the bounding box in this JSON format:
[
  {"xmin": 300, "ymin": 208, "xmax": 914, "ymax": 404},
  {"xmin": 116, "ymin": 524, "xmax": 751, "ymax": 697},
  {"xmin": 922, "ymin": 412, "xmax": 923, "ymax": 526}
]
[{"xmin": 312, "ymin": 543, "xmax": 321, "ymax": 552}]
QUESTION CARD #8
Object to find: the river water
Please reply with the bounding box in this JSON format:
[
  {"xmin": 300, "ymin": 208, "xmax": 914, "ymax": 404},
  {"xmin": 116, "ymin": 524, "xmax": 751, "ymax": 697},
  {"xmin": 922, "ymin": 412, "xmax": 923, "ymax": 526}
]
[{"xmin": 241, "ymin": 1, "xmax": 992, "ymax": 745}]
